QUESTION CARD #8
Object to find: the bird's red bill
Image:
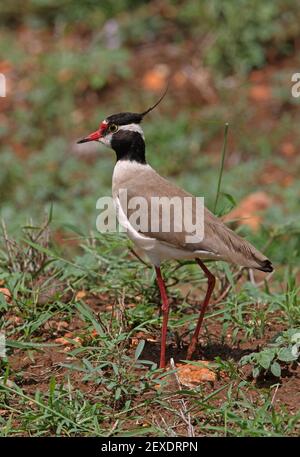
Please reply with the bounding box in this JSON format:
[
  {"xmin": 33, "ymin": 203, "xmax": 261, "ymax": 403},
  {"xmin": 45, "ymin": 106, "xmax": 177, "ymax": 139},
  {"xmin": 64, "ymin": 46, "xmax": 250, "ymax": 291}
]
[{"xmin": 77, "ymin": 121, "xmax": 108, "ymax": 144}]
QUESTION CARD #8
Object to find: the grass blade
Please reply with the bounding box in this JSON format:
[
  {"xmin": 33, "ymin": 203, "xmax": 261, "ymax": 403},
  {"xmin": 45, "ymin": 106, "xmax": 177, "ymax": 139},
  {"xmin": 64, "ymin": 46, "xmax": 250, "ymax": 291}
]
[{"xmin": 214, "ymin": 122, "xmax": 229, "ymax": 214}]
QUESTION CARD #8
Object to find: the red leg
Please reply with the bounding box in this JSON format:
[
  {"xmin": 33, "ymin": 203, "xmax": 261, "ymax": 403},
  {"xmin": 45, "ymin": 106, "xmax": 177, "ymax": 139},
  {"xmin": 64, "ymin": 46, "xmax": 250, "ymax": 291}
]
[
  {"xmin": 186, "ymin": 258, "xmax": 216, "ymax": 360},
  {"xmin": 155, "ymin": 266, "xmax": 170, "ymax": 369}
]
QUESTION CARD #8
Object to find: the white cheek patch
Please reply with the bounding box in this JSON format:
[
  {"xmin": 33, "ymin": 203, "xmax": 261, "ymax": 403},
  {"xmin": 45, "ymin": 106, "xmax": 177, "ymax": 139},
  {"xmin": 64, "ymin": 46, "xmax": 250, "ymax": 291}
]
[
  {"xmin": 99, "ymin": 132, "xmax": 113, "ymax": 147},
  {"xmin": 118, "ymin": 123, "xmax": 145, "ymax": 139}
]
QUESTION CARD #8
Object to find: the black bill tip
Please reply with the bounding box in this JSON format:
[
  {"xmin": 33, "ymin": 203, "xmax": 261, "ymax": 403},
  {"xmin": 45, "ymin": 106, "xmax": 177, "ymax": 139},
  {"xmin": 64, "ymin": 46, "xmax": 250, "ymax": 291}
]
[{"xmin": 77, "ymin": 138, "xmax": 89, "ymax": 144}]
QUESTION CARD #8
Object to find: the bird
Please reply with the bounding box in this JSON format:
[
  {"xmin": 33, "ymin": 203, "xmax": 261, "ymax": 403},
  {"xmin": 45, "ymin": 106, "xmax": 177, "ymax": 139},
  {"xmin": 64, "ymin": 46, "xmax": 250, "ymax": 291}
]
[{"xmin": 77, "ymin": 91, "xmax": 273, "ymax": 369}]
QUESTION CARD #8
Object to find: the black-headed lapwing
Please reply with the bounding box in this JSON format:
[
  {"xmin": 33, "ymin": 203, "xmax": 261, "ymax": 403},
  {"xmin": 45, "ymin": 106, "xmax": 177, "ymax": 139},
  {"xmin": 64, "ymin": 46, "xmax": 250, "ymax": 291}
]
[{"xmin": 78, "ymin": 92, "xmax": 273, "ymax": 369}]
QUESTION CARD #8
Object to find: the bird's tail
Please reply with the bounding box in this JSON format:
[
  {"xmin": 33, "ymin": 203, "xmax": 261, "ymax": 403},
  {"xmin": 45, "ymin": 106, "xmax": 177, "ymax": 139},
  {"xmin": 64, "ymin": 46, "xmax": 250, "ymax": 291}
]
[{"xmin": 254, "ymin": 258, "xmax": 273, "ymax": 273}]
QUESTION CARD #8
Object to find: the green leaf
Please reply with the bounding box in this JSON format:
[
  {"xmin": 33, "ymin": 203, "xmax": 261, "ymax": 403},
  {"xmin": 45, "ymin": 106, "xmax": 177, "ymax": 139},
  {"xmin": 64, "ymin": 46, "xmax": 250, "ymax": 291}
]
[
  {"xmin": 214, "ymin": 123, "xmax": 229, "ymax": 214},
  {"xmin": 252, "ymin": 366, "xmax": 260, "ymax": 378},
  {"xmin": 270, "ymin": 361, "xmax": 281, "ymax": 377},
  {"xmin": 115, "ymin": 387, "xmax": 121, "ymax": 401},
  {"xmin": 222, "ymin": 192, "xmax": 237, "ymax": 206},
  {"xmin": 49, "ymin": 377, "xmax": 56, "ymax": 397},
  {"xmin": 134, "ymin": 340, "xmax": 145, "ymax": 361},
  {"xmin": 258, "ymin": 350, "xmax": 274, "ymax": 370},
  {"xmin": 6, "ymin": 340, "xmax": 58, "ymax": 349},
  {"xmin": 75, "ymin": 302, "xmax": 105, "ymax": 337},
  {"xmin": 239, "ymin": 354, "xmax": 253, "ymax": 366},
  {"xmin": 277, "ymin": 347, "xmax": 297, "ymax": 362},
  {"xmin": 61, "ymin": 223, "xmax": 85, "ymax": 237},
  {"xmin": 0, "ymin": 293, "xmax": 8, "ymax": 311}
]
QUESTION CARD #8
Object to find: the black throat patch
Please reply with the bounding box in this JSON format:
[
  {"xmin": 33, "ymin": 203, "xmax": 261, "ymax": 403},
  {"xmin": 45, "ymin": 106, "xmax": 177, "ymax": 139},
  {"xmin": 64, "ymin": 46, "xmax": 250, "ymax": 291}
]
[{"xmin": 111, "ymin": 130, "xmax": 146, "ymax": 164}]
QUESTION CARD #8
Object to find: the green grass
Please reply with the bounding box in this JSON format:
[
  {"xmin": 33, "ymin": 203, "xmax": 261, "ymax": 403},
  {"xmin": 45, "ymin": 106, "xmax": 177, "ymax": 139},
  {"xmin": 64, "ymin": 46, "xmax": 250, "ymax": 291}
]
[{"xmin": 0, "ymin": 214, "xmax": 299, "ymax": 436}]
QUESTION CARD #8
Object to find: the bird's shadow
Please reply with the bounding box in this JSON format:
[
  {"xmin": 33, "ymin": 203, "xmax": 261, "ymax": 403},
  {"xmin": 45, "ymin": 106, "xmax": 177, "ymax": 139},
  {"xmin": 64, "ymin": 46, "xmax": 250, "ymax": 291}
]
[{"xmin": 141, "ymin": 340, "xmax": 252, "ymax": 365}]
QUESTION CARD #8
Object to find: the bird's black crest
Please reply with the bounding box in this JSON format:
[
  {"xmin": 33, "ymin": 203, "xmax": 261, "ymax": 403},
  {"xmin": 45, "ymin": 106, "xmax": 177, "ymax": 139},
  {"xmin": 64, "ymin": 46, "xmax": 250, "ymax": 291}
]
[
  {"xmin": 106, "ymin": 86, "xmax": 168, "ymax": 126},
  {"xmin": 106, "ymin": 112, "xmax": 143, "ymax": 125}
]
